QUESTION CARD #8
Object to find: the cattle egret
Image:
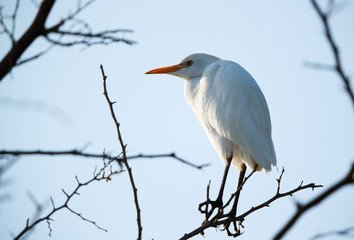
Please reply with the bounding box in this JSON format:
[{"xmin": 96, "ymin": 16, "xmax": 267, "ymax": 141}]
[{"xmin": 146, "ymin": 53, "xmax": 276, "ymax": 229}]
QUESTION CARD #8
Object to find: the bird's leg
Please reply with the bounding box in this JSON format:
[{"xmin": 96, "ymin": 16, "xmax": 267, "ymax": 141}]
[
  {"xmin": 199, "ymin": 154, "xmax": 233, "ymax": 219},
  {"xmin": 224, "ymin": 163, "xmax": 247, "ymax": 237},
  {"xmin": 229, "ymin": 163, "xmax": 247, "ymax": 217}
]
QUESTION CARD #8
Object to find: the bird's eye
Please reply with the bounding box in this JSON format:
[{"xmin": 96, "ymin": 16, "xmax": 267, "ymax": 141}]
[{"xmin": 186, "ymin": 60, "xmax": 193, "ymax": 66}]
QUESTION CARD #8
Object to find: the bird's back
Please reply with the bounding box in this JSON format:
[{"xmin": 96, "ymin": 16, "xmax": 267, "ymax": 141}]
[{"xmin": 184, "ymin": 60, "xmax": 277, "ymax": 172}]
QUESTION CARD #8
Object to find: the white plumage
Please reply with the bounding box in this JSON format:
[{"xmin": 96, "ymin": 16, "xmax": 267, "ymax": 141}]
[{"xmin": 146, "ymin": 53, "xmax": 276, "ymax": 173}]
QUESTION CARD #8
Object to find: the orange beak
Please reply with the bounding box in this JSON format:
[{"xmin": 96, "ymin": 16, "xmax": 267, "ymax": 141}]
[{"xmin": 145, "ymin": 63, "xmax": 185, "ymax": 74}]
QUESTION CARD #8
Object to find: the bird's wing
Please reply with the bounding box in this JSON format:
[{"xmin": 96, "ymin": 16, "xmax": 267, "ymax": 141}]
[{"xmin": 201, "ymin": 60, "xmax": 276, "ymax": 170}]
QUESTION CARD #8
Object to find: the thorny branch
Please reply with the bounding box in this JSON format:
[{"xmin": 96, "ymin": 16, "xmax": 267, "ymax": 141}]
[
  {"xmin": 180, "ymin": 168, "xmax": 322, "ymax": 240},
  {"xmin": 0, "ymin": 149, "xmax": 208, "ymax": 169},
  {"xmin": 309, "ymin": 0, "xmax": 354, "ymax": 106},
  {"xmin": 100, "ymin": 64, "xmax": 142, "ymax": 240},
  {"xmin": 13, "ymin": 159, "xmax": 122, "ymax": 240},
  {"xmin": 0, "ymin": 0, "xmax": 135, "ymax": 81},
  {"xmin": 273, "ymin": 163, "xmax": 354, "ymax": 240}
]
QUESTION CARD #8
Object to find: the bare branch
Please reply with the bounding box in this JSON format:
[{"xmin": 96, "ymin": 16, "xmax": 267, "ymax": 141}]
[
  {"xmin": 303, "ymin": 61, "xmax": 335, "ymax": 71},
  {"xmin": 46, "ymin": 219, "xmax": 53, "ymax": 237},
  {"xmin": 45, "ymin": 30, "xmax": 135, "ymax": 47},
  {"xmin": 19, "ymin": 191, "xmax": 48, "ymax": 240},
  {"xmin": 100, "ymin": 64, "xmax": 142, "ymax": 240},
  {"xmin": 180, "ymin": 169, "xmax": 322, "ymax": 240},
  {"xmin": 0, "ymin": 149, "xmax": 209, "ymax": 169},
  {"xmin": 0, "ymin": 0, "xmax": 135, "ymax": 82},
  {"xmin": 42, "ymin": 0, "xmax": 135, "ymax": 48},
  {"xmin": 13, "ymin": 159, "xmax": 122, "ymax": 240},
  {"xmin": 308, "ymin": 226, "xmax": 354, "ymax": 240},
  {"xmin": 0, "ymin": 0, "xmax": 20, "ymax": 43},
  {"xmin": 0, "ymin": 0, "xmax": 55, "ymax": 81},
  {"xmin": 0, "ymin": 159, "xmax": 18, "ymax": 204},
  {"xmin": 0, "ymin": 5, "xmax": 15, "ymax": 43},
  {"xmin": 66, "ymin": 206, "xmax": 108, "ymax": 232},
  {"xmin": 15, "ymin": 45, "xmax": 54, "ymax": 67},
  {"xmin": 46, "ymin": 28, "xmax": 136, "ymax": 45},
  {"xmin": 310, "ymin": 0, "xmax": 354, "ymax": 105},
  {"xmin": 274, "ymin": 163, "xmax": 354, "ymax": 240},
  {"xmin": 127, "ymin": 153, "xmax": 211, "ymax": 169},
  {"xmin": 10, "ymin": 0, "xmax": 20, "ymax": 39},
  {"xmin": 0, "ymin": 149, "xmax": 122, "ymax": 163},
  {"xmin": 0, "ymin": 95, "xmax": 72, "ymax": 125}
]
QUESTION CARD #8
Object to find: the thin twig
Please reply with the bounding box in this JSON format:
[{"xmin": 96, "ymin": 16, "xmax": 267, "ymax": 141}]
[
  {"xmin": 127, "ymin": 153, "xmax": 210, "ymax": 169},
  {"xmin": 99, "ymin": 64, "xmax": 142, "ymax": 240},
  {"xmin": 15, "ymin": 45, "xmax": 54, "ymax": 66},
  {"xmin": 303, "ymin": 61, "xmax": 334, "ymax": 71},
  {"xmin": 11, "ymin": 0, "xmax": 20, "ymax": 39},
  {"xmin": 0, "ymin": 11, "xmax": 14, "ymax": 43},
  {"xmin": 308, "ymin": 226, "xmax": 354, "ymax": 240},
  {"xmin": 45, "ymin": 30, "xmax": 135, "ymax": 47}
]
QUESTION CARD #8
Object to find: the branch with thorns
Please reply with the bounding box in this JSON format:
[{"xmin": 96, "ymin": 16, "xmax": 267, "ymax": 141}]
[
  {"xmin": 180, "ymin": 168, "xmax": 322, "ymax": 239},
  {"xmin": 13, "ymin": 158, "xmax": 122, "ymax": 240},
  {"xmin": 100, "ymin": 64, "xmax": 142, "ymax": 240}
]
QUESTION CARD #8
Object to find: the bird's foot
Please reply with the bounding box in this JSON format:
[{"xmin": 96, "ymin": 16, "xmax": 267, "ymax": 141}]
[
  {"xmin": 221, "ymin": 209, "xmax": 243, "ymax": 237},
  {"xmin": 198, "ymin": 198, "xmax": 223, "ymax": 221}
]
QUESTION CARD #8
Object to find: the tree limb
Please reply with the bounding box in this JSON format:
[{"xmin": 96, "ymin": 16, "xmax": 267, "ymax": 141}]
[
  {"xmin": 0, "ymin": 149, "xmax": 209, "ymax": 169},
  {"xmin": 273, "ymin": 163, "xmax": 354, "ymax": 240},
  {"xmin": 100, "ymin": 64, "xmax": 142, "ymax": 240},
  {"xmin": 0, "ymin": 0, "xmax": 135, "ymax": 82},
  {"xmin": 310, "ymin": 0, "xmax": 354, "ymax": 105},
  {"xmin": 180, "ymin": 169, "xmax": 322, "ymax": 239},
  {"xmin": 0, "ymin": 0, "xmax": 55, "ymax": 81},
  {"xmin": 13, "ymin": 159, "xmax": 122, "ymax": 240}
]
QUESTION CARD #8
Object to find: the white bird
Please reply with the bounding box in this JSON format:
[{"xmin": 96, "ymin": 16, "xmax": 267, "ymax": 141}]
[{"xmin": 146, "ymin": 53, "xmax": 276, "ymax": 226}]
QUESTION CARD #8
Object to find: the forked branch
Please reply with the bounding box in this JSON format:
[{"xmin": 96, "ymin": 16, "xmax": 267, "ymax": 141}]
[
  {"xmin": 273, "ymin": 163, "xmax": 354, "ymax": 240},
  {"xmin": 180, "ymin": 168, "xmax": 322, "ymax": 240},
  {"xmin": 0, "ymin": 0, "xmax": 135, "ymax": 82},
  {"xmin": 309, "ymin": 0, "xmax": 354, "ymax": 105},
  {"xmin": 13, "ymin": 159, "xmax": 122, "ymax": 240}
]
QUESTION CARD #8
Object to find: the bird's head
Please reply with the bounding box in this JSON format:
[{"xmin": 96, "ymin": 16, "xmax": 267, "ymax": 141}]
[{"xmin": 145, "ymin": 53, "xmax": 221, "ymax": 80}]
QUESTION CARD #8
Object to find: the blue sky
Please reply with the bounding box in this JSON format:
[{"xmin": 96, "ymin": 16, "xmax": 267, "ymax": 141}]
[{"xmin": 1, "ymin": 0, "xmax": 354, "ymax": 239}]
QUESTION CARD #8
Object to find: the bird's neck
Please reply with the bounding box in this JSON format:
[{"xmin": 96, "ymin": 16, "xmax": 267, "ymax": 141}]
[{"xmin": 184, "ymin": 77, "xmax": 201, "ymax": 109}]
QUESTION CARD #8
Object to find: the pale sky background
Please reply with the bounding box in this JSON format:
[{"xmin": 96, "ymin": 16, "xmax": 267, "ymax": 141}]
[{"xmin": 1, "ymin": 0, "xmax": 354, "ymax": 239}]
